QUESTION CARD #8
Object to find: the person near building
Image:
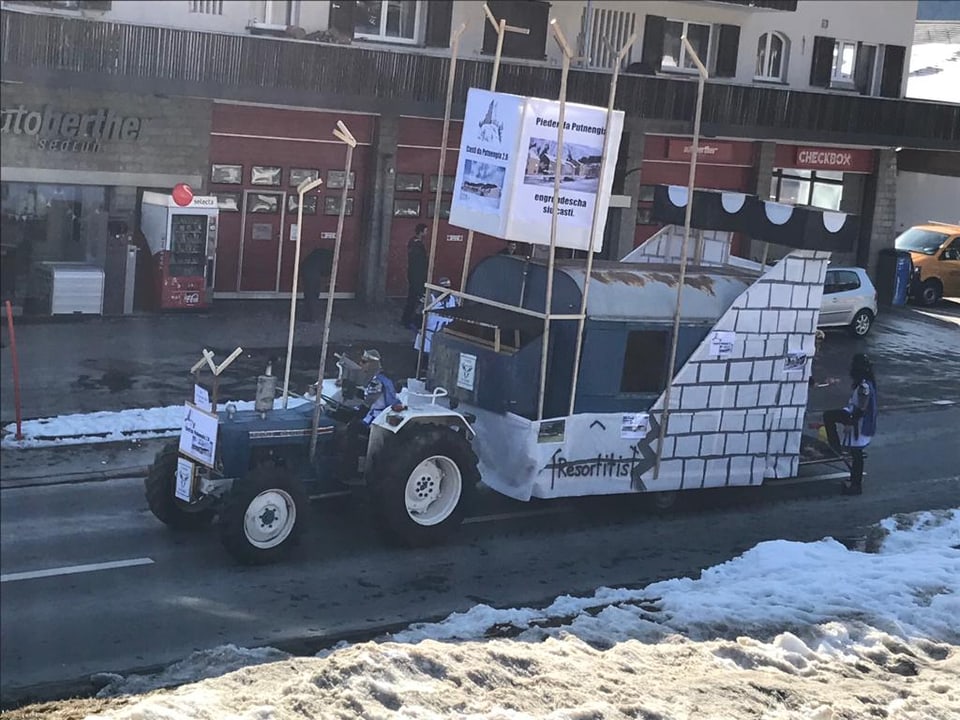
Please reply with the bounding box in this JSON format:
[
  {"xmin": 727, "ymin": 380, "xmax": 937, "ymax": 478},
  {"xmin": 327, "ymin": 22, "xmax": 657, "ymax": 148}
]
[
  {"xmin": 822, "ymin": 353, "xmax": 879, "ymax": 496},
  {"xmin": 401, "ymin": 223, "xmax": 428, "ymax": 329},
  {"xmin": 414, "ymin": 276, "xmax": 459, "ymax": 375},
  {"xmin": 299, "ymin": 246, "xmax": 333, "ymax": 322}
]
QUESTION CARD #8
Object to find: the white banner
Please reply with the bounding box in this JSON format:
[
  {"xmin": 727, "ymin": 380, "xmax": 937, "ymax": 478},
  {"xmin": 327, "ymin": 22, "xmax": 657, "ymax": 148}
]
[{"xmin": 450, "ymin": 89, "xmax": 624, "ymax": 253}]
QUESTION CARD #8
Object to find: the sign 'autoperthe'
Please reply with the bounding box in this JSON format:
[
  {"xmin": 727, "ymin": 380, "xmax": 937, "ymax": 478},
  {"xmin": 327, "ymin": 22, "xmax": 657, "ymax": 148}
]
[{"xmin": 0, "ymin": 104, "xmax": 145, "ymax": 153}]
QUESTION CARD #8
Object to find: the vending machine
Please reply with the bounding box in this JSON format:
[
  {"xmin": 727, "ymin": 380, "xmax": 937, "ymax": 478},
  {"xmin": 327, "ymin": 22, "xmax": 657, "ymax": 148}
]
[{"xmin": 140, "ymin": 191, "xmax": 218, "ymax": 310}]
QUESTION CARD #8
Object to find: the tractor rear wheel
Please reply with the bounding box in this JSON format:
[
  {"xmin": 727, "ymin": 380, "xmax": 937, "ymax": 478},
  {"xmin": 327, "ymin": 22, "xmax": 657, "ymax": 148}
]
[
  {"xmin": 368, "ymin": 424, "xmax": 478, "ymax": 547},
  {"xmin": 219, "ymin": 464, "xmax": 308, "ymax": 565},
  {"xmin": 144, "ymin": 442, "xmax": 216, "ymax": 530}
]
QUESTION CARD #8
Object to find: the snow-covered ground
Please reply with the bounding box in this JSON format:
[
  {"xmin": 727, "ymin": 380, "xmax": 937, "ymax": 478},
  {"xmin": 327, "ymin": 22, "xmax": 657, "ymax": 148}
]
[
  {"xmin": 1, "ymin": 398, "xmax": 308, "ymax": 450},
  {"xmin": 70, "ymin": 509, "xmax": 959, "ymax": 719},
  {"xmin": 907, "ymin": 41, "xmax": 960, "ymax": 104}
]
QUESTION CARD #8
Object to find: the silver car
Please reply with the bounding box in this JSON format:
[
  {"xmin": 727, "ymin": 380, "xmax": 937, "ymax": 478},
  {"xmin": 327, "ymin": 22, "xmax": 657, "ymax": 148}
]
[{"xmin": 818, "ymin": 267, "xmax": 878, "ymax": 337}]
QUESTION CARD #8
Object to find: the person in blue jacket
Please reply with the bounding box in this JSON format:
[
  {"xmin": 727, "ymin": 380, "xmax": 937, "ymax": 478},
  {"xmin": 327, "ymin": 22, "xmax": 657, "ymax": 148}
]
[{"xmin": 823, "ymin": 353, "xmax": 879, "ymax": 495}]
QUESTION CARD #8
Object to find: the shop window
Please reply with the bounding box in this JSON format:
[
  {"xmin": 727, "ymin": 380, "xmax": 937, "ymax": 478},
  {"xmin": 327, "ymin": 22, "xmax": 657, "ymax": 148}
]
[
  {"xmin": 755, "ymin": 31, "xmax": 788, "ymax": 81},
  {"xmin": 354, "ymin": 0, "xmax": 421, "ymax": 44},
  {"xmin": 620, "ymin": 330, "xmax": 669, "ymax": 394},
  {"xmin": 770, "ymin": 168, "xmax": 843, "ymax": 211}
]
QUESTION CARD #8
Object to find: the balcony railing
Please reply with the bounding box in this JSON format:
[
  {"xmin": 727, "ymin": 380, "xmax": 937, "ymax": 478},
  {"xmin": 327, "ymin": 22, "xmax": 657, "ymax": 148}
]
[{"xmin": 2, "ymin": 9, "xmax": 957, "ymax": 150}]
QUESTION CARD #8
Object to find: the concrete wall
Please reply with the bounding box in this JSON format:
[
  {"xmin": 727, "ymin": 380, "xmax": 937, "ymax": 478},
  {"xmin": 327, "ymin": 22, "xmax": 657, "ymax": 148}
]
[
  {"xmin": 895, "ymin": 171, "xmax": 960, "ymax": 230},
  {"xmin": 0, "ymin": 85, "xmax": 211, "ymax": 190},
  {"xmin": 647, "ymin": 249, "xmax": 828, "ymax": 490}
]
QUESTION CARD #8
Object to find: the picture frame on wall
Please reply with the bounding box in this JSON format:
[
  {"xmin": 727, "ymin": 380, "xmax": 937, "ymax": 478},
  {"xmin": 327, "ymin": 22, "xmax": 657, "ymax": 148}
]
[
  {"xmin": 427, "ymin": 199, "xmax": 451, "ymax": 219},
  {"xmin": 429, "ymin": 175, "xmax": 455, "ymax": 193},
  {"xmin": 249, "ymin": 193, "xmax": 280, "ymax": 213},
  {"xmin": 289, "ymin": 168, "xmax": 320, "ymax": 187},
  {"xmin": 251, "ymin": 166, "xmax": 282, "ymax": 186},
  {"xmin": 213, "ymin": 192, "xmax": 240, "ymax": 211},
  {"xmin": 210, "ymin": 164, "xmax": 242, "ymax": 185},
  {"xmin": 287, "ymin": 194, "xmax": 318, "ymax": 214},
  {"xmin": 324, "ymin": 196, "xmax": 354, "ymax": 216},
  {"xmin": 394, "ymin": 173, "xmax": 423, "ymax": 192},
  {"xmin": 326, "ymin": 170, "xmax": 355, "ymax": 190},
  {"xmin": 393, "ymin": 199, "xmax": 421, "ymax": 218}
]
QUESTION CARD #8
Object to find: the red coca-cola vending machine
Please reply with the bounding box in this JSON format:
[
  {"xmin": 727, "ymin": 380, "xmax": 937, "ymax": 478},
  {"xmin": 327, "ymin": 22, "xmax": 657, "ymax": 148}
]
[{"xmin": 140, "ymin": 190, "xmax": 218, "ymax": 309}]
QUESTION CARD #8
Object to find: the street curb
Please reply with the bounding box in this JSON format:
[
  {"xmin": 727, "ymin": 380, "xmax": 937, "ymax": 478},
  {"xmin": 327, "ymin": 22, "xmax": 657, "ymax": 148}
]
[{"xmin": 0, "ymin": 465, "xmax": 150, "ymax": 490}]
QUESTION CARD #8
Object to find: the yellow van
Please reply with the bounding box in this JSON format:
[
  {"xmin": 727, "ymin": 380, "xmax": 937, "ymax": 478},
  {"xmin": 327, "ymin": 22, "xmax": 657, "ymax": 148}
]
[{"xmin": 894, "ymin": 222, "xmax": 960, "ymax": 306}]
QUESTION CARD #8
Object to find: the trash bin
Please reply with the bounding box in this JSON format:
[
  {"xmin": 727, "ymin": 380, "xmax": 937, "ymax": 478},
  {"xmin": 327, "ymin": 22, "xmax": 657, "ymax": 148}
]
[{"xmin": 875, "ymin": 248, "xmax": 912, "ymax": 307}]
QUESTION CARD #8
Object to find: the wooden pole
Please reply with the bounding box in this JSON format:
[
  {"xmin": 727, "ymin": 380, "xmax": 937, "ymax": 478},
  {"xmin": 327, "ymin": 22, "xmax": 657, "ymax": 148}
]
[
  {"xmin": 654, "ymin": 36, "xmax": 708, "ymax": 479},
  {"xmin": 567, "ymin": 32, "xmax": 636, "ymax": 416},
  {"xmin": 536, "ymin": 20, "xmax": 574, "ymax": 421},
  {"xmin": 4, "ymin": 301, "xmax": 23, "ymax": 440},
  {"xmin": 417, "ymin": 22, "xmax": 467, "ymax": 378},
  {"xmin": 311, "ymin": 121, "xmax": 357, "ymax": 459}
]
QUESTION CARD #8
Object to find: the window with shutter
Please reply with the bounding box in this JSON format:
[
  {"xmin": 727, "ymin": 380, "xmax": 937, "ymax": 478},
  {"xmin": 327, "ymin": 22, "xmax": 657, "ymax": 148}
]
[
  {"xmin": 880, "ymin": 45, "xmax": 906, "ymax": 98},
  {"xmin": 424, "ymin": 1, "xmax": 453, "ymax": 48},
  {"xmin": 809, "ymin": 35, "xmax": 834, "ymax": 87},
  {"xmin": 715, "ymin": 24, "xmax": 740, "ymax": 77},
  {"xmin": 481, "ymin": 1, "xmax": 550, "ymax": 60},
  {"xmin": 638, "ymin": 15, "xmax": 665, "ymax": 73},
  {"xmin": 329, "ymin": 0, "xmax": 356, "ymax": 38}
]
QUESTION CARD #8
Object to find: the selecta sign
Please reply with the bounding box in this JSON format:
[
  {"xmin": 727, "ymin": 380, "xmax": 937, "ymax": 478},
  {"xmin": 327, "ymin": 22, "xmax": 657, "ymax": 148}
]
[
  {"xmin": 450, "ymin": 88, "xmax": 624, "ymax": 253},
  {"xmin": 0, "ymin": 104, "xmax": 145, "ymax": 153}
]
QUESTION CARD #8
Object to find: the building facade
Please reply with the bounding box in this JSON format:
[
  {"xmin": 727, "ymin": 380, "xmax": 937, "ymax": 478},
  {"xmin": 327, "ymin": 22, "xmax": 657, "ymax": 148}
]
[{"xmin": 2, "ymin": 0, "xmax": 958, "ymax": 312}]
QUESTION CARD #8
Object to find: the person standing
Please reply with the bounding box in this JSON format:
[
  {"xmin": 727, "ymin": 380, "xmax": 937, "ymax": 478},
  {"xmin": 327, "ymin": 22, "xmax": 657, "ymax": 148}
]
[
  {"xmin": 299, "ymin": 246, "xmax": 333, "ymax": 322},
  {"xmin": 822, "ymin": 353, "xmax": 879, "ymax": 496},
  {"xmin": 402, "ymin": 223, "xmax": 428, "ymax": 329}
]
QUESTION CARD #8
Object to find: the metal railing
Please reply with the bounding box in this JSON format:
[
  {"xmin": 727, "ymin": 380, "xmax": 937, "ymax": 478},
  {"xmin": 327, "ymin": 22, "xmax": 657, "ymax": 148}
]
[{"xmin": 2, "ymin": 8, "xmax": 958, "ymax": 148}]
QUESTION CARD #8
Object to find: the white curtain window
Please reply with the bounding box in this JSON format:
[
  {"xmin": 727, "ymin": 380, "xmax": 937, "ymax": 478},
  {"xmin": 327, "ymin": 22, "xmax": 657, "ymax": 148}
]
[
  {"xmin": 755, "ymin": 32, "xmax": 787, "ymax": 80},
  {"xmin": 355, "ymin": 0, "xmax": 420, "ymax": 43},
  {"xmin": 831, "ymin": 39, "xmax": 857, "ymax": 82},
  {"xmin": 662, "ymin": 19, "xmax": 710, "ymax": 71}
]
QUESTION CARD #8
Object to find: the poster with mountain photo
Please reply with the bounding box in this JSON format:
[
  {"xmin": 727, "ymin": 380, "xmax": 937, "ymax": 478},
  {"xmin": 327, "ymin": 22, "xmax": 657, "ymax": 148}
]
[
  {"xmin": 506, "ymin": 97, "xmax": 624, "ymax": 252},
  {"xmin": 450, "ymin": 88, "xmax": 525, "ymax": 238}
]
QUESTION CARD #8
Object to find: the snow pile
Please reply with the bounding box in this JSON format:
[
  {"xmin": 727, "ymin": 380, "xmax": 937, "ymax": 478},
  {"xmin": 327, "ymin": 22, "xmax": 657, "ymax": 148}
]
[
  {"xmin": 1, "ymin": 397, "xmax": 308, "ymax": 449},
  {"xmin": 87, "ymin": 509, "xmax": 960, "ymax": 720}
]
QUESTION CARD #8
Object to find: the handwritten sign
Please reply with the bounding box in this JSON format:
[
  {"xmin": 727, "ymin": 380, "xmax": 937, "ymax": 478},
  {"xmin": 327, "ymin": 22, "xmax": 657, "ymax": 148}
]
[
  {"xmin": 193, "ymin": 384, "xmax": 211, "ymax": 412},
  {"xmin": 178, "ymin": 402, "xmax": 219, "ymax": 468}
]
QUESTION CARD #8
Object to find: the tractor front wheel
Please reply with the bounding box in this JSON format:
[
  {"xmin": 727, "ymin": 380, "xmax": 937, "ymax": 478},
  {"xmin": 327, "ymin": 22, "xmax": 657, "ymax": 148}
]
[
  {"xmin": 219, "ymin": 464, "xmax": 308, "ymax": 565},
  {"xmin": 369, "ymin": 424, "xmax": 478, "ymax": 547},
  {"xmin": 144, "ymin": 442, "xmax": 216, "ymax": 530}
]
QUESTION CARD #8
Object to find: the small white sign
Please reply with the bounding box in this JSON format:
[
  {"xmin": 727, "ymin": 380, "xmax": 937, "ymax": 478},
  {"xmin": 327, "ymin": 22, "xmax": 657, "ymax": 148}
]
[
  {"xmin": 193, "ymin": 384, "xmax": 211, "ymax": 412},
  {"xmin": 179, "ymin": 402, "xmax": 219, "ymax": 468},
  {"xmin": 175, "ymin": 457, "xmax": 195, "ymax": 502},
  {"xmin": 457, "ymin": 352, "xmax": 477, "ymax": 391},
  {"xmin": 321, "ymin": 231, "xmax": 337, "ymax": 240},
  {"xmin": 289, "ymin": 223, "xmax": 299, "ymax": 242},
  {"xmin": 621, "ymin": 413, "xmax": 649, "ymax": 439},
  {"xmin": 784, "ymin": 352, "xmax": 808, "ymax": 374},
  {"xmin": 708, "ymin": 331, "xmax": 736, "ymax": 359},
  {"xmin": 446, "ymin": 234, "xmax": 464, "ymax": 242}
]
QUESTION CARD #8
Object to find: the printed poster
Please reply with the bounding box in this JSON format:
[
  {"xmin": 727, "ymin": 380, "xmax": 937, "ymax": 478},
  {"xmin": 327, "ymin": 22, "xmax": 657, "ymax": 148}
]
[
  {"xmin": 449, "ymin": 89, "xmax": 624, "ymax": 253},
  {"xmin": 620, "ymin": 413, "xmax": 649, "ymax": 439},
  {"xmin": 178, "ymin": 402, "xmax": 219, "ymax": 468},
  {"xmin": 507, "ymin": 97, "xmax": 624, "ymax": 252},
  {"xmin": 784, "ymin": 352, "xmax": 808, "ymax": 374},
  {"xmin": 175, "ymin": 457, "xmax": 195, "ymax": 502},
  {"xmin": 450, "ymin": 88, "xmax": 525, "ymax": 238},
  {"xmin": 457, "ymin": 352, "xmax": 477, "ymax": 391}
]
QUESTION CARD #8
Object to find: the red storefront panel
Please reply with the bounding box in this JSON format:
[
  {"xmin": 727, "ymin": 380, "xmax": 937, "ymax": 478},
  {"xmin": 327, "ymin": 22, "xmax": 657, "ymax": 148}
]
[
  {"xmin": 635, "ymin": 135, "xmax": 757, "ymax": 250},
  {"xmin": 388, "ymin": 116, "xmax": 506, "ymax": 296},
  {"xmin": 209, "ymin": 104, "xmax": 375, "ymax": 294}
]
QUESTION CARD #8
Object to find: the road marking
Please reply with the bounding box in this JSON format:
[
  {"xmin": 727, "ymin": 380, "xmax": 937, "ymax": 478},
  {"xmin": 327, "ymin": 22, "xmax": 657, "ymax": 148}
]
[
  {"xmin": 1, "ymin": 557, "xmax": 155, "ymax": 583},
  {"xmin": 931, "ymin": 400, "xmax": 956, "ymax": 406}
]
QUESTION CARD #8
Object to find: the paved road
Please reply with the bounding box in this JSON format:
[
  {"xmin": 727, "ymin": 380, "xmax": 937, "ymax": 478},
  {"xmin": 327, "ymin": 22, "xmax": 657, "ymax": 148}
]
[{"xmin": 2, "ymin": 404, "xmax": 958, "ymax": 701}]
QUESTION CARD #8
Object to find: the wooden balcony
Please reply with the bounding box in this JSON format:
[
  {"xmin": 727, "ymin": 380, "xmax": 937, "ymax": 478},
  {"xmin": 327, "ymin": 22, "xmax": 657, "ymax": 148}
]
[{"xmin": 2, "ymin": 8, "xmax": 957, "ymax": 150}]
